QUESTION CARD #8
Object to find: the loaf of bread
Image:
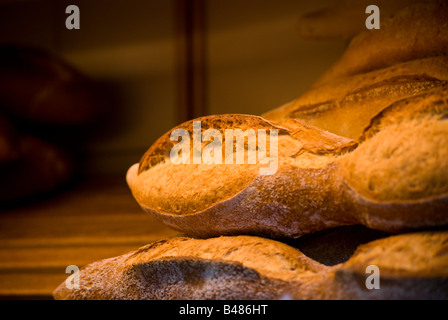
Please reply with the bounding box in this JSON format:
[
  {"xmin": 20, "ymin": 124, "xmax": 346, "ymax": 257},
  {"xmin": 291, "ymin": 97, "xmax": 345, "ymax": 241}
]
[
  {"xmin": 54, "ymin": 2, "xmax": 448, "ymax": 300},
  {"xmin": 312, "ymin": 0, "xmax": 448, "ymax": 87},
  {"xmin": 53, "ymin": 235, "xmax": 325, "ymax": 300},
  {"xmin": 127, "ymin": 85, "xmax": 448, "ymax": 238},
  {"xmin": 262, "ymin": 56, "xmax": 448, "ymax": 139},
  {"xmin": 332, "ymin": 231, "xmax": 448, "ymax": 300},
  {"xmin": 0, "ymin": 44, "xmax": 105, "ymax": 125},
  {"xmin": 0, "ymin": 135, "xmax": 74, "ymax": 206},
  {"xmin": 53, "ymin": 231, "xmax": 448, "ymax": 300},
  {"xmin": 298, "ymin": 0, "xmax": 422, "ymax": 40},
  {"xmin": 127, "ymin": 114, "xmax": 357, "ymax": 238}
]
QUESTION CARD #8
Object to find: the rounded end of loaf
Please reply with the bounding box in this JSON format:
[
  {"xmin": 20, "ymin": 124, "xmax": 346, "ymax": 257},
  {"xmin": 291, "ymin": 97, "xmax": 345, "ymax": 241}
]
[
  {"xmin": 126, "ymin": 163, "xmax": 139, "ymax": 189},
  {"xmin": 126, "ymin": 82, "xmax": 448, "ymax": 238},
  {"xmin": 53, "ymin": 232, "xmax": 448, "ymax": 300},
  {"xmin": 125, "ymin": 114, "xmax": 362, "ymax": 238}
]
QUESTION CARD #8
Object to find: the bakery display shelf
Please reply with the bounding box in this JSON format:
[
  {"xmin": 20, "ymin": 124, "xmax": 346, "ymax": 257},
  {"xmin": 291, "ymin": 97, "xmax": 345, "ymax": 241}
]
[{"xmin": 0, "ymin": 176, "xmax": 178, "ymax": 300}]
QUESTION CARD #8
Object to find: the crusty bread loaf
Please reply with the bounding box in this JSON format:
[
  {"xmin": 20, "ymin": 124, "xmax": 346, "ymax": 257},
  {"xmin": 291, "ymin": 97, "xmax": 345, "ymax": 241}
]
[
  {"xmin": 53, "ymin": 236, "xmax": 324, "ymax": 300},
  {"xmin": 127, "ymin": 114, "xmax": 358, "ymax": 238},
  {"xmin": 53, "ymin": 231, "xmax": 448, "ymax": 300},
  {"xmin": 56, "ymin": 2, "xmax": 448, "ymax": 301},
  {"xmin": 262, "ymin": 56, "xmax": 448, "ymax": 139},
  {"xmin": 298, "ymin": 0, "xmax": 422, "ymax": 40},
  {"xmin": 0, "ymin": 135, "xmax": 74, "ymax": 206},
  {"xmin": 340, "ymin": 85, "xmax": 448, "ymax": 203},
  {"xmin": 127, "ymin": 86, "xmax": 448, "ymax": 238},
  {"xmin": 332, "ymin": 231, "xmax": 448, "ymax": 300},
  {"xmin": 0, "ymin": 44, "xmax": 105, "ymax": 125},
  {"xmin": 312, "ymin": 0, "xmax": 448, "ymax": 87}
]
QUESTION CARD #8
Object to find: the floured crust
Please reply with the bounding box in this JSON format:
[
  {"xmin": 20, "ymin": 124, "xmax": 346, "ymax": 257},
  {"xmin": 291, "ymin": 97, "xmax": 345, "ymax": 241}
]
[
  {"xmin": 333, "ymin": 231, "xmax": 448, "ymax": 300},
  {"xmin": 127, "ymin": 86, "xmax": 448, "ymax": 238},
  {"xmin": 263, "ymin": 56, "xmax": 448, "ymax": 139},
  {"xmin": 136, "ymin": 162, "xmax": 351, "ymax": 238},
  {"xmin": 53, "ymin": 1, "xmax": 448, "ymax": 301},
  {"xmin": 132, "ymin": 115, "xmax": 287, "ymax": 215},
  {"xmin": 360, "ymin": 85, "xmax": 448, "ymax": 142},
  {"xmin": 137, "ymin": 114, "xmax": 289, "ymax": 174},
  {"xmin": 125, "ymin": 236, "xmax": 324, "ymax": 281},
  {"xmin": 53, "ymin": 232, "xmax": 448, "ymax": 300},
  {"xmin": 128, "ymin": 115, "xmax": 356, "ymax": 219},
  {"xmin": 341, "ymin": 117, "xmax": 448, "ymax": 201},
  {"xmin": 53, "ymin": 236, "xmax": 326, "ymax": 300},
  {"xmin": 343, "ymin": 232, "xmax": 448, "ymax": 278},
  {"xmin": 340, "ymin": 86, "xmax": 448, "ymax": 202}
]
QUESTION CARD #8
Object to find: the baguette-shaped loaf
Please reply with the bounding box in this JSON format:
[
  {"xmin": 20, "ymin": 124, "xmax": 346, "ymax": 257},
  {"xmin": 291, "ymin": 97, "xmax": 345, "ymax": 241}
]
[
  {"xmin": 312, "ymin": 0, "xmax": 448, "ymax": 87},
  {"xmin": 127, "ymin": 86, "xmax": 448, "ymax": 238},
  {"xmin": 53, "ymin": 236, "xmax": 325, "ymax": 300},
  {"xmin": 263, "ymin": 56, "xmax": 448, "ymax": 139},
  {"xmin": 127, "ymin": 114, "xmax": 358, "ymax": 238},
  {"xmin": 53, "ymin": 232, "xmax": 448, "ymax": 300}
]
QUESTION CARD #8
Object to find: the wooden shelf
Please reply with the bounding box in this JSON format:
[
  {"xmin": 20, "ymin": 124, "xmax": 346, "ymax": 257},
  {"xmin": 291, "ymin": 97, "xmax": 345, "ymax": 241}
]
[{"xmin": 0, "ymin": 177, "xmax": 178, "ymax": 299}]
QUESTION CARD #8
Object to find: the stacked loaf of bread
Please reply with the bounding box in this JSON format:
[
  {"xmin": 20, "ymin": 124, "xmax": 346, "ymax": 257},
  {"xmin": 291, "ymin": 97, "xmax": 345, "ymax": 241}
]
[
  {"xmin": 54, "ymin": 0, "xmax": 448, "ymax": 300},
  {"xmin": 0, "ymin": 44, "xmax": 107, "ymax": 206}
]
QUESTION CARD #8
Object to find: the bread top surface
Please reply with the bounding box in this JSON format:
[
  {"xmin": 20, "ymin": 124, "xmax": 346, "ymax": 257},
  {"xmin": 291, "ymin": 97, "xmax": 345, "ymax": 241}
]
[
  {"xmin": 343, "ymin": 231, "xmax": 448, "ymax": 278},
  {"xmin": 53, "ymin": 231, "xmax": 448, "ymax": 300},
  {"xmin": 53, "ymin": 235, "xmax": 327, "ymax": 300},
  {"xmin": 312, "ymin": 0, "xmax": 448, "ymax": 87},
  {"xmin": 126, "ymin": 236, "xmax": 325, "ymax": 282},
  {"xmin": 127, "ymin": 114, "xmax": 356, "ymax": 215},
  {"xmin": 339, "ymin": 85, "xmax": 448, "ymax": 202},
  {"xmin": 360, "ymin": 84, "xmax": 448, "ymax": 142},
  {"xmin": 128, "ymin": 85, "xmax": 448, "ymax": 216},
  {"xmin": 263, "ymin": 56, "xmax": 448, "ymax": 139}
]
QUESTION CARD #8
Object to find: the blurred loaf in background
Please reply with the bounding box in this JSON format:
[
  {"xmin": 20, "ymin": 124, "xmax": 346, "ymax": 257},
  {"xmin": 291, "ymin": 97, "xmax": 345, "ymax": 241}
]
[{"xmin": 0, "ymin": 44, "xmax": 108, "ymax": 207}]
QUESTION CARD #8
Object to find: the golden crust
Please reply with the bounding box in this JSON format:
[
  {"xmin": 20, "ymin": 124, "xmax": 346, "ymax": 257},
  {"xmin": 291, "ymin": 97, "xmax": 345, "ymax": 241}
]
[
  {"xmin": 128, "ymin": 115, "xmax": 356, "ymax": 220},
  {"xmin": 53, "ymin": 232, "xmax": 448, "ymax": 300},
  {"xmin": 127, "ymin": 86, "xmax": 448, "ymax": 238},
  {"xmin": 263, "ymin": 56, "xmax": 448, "ymax": 139}
]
